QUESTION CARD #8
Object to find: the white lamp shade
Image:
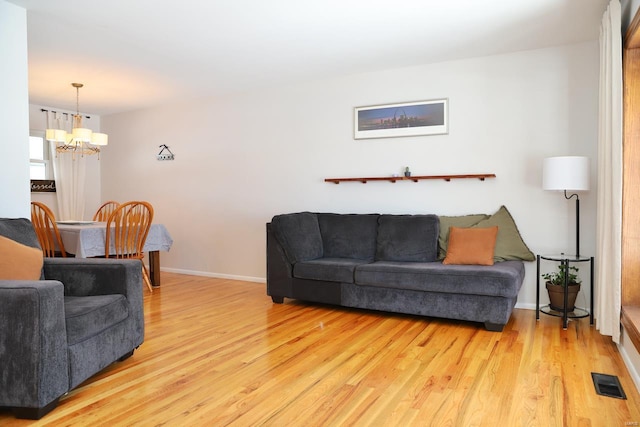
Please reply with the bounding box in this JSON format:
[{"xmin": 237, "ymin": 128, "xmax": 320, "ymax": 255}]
[
  {"xmin": 45, "ymin": 129, "xmax": 67, "ymax": 142},
  {"xmin": 71, "ymin": 127, "xmax": 92, "ymax": 143},
  {"xmin": 542, "ymin": 156, "xmax": 590, "ymax": 191},
  {"xmin": 91, "ymin": 132, "xmax": 108, "ymax": 146}
]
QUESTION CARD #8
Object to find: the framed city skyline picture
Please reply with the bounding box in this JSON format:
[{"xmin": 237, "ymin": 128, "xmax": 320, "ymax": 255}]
[{"xmin": 354, "ymin": 99, "xmax": 448, "ymax": 139}]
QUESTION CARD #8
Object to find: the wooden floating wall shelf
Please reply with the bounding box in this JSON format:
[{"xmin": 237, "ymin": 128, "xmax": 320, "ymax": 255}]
[{"xmin": 324, "ymin": 173, "xmax": 496, "ymax": 184}]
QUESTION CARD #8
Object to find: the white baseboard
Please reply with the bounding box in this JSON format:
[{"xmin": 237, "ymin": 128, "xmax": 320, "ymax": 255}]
[
  {"xmin": 619, "ymin": 328, "xmax": 640, "ymax": 394},
  {"xmin": 159, "ymin": 267, "xmax": 266, "ymax": 284},
  {"xmin": 515, "ymin": 302, "xmax": 536, "ymax": 310}
]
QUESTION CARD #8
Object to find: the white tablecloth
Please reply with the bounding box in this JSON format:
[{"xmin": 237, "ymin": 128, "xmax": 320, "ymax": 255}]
[{"xmin": 56, "ymin": 222, "xmax": 173, "ymax": 258}]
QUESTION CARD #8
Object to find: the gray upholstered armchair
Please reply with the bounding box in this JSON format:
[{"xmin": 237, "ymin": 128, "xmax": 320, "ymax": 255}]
[{"xmin": 0, "ymin": 218, "xmax": 144, "ymax": 419}]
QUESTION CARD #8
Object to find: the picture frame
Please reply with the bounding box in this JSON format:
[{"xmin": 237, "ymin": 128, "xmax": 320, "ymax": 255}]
[{"xmin": 354, "ymin": 99, "xmax": 448, "ymax": 139}]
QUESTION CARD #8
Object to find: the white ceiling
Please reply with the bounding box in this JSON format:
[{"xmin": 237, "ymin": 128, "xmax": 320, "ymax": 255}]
[{"xmin": 9, "ymin": 0, "xmax": 609, "ymax": 116}]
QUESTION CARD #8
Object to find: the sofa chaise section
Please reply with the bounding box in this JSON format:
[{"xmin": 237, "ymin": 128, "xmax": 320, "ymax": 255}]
[{"xmin": 349, "ymin": 260, "xmax": 525, "ymax": 330}]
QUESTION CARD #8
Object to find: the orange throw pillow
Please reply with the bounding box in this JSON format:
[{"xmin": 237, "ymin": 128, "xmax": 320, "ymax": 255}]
[
  {"xmin": 0, "ymin": 235, "xmax": 43, "ymax": 280},
  {"xmin": 442, "ymin": 226, "xmax": 498, "ymax": 266}
]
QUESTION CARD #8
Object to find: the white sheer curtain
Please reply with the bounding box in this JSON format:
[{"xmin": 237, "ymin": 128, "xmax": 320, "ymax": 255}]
[
  {"xmin": 46, "ymin": 111, "xmax": 87, "ymax": 221},
  {"xmin": 595, "ymin": 0, "xmax": 623, "ymax": 343}
]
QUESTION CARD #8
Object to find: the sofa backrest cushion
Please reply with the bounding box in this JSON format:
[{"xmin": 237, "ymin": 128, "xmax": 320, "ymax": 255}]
[
  {"xmin": 271, "ymin": 212, "xmax": 323, "ymax": 263},
  {"xmin": 317, "ymin": 213, "xmax": 379, "ymax": 260},
  {"xmin": 0, "ymin": 218, "xmax": 41, "ymax": 250},
  {"xmin": 376, "ymin": 214, "xmax": 439, "ymax": 262}
]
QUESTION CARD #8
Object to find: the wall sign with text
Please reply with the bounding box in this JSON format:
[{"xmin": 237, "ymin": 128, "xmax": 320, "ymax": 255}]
[{"xmin": 30, "ymin": 180, "xmax": 56, "ymax": 193}]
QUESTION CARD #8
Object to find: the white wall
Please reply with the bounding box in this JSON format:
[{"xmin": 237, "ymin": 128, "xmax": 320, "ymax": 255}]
[
  {"xmin": 101, "ymin": 41, "xmax": 599, "ymax": 309},
  {"xmin": 28, "ymin": 104, "xmax": 102, "ymax": 220},
  {"xmin": 0, "ymin": 1, "xmax": 30, "ymax": 218}
]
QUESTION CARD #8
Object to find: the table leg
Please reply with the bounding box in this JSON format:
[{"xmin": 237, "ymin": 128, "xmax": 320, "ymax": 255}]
[
  {"xmin": 536, "ymin": 255, "xmax": 540, "ymax": 320},
  {"xmin": 590, "ymin": 257, "xmax": 594, "ymax": 325},
  {"xmin": 149, "ymin": 251, "xmax": 160, "ymax": 286}
]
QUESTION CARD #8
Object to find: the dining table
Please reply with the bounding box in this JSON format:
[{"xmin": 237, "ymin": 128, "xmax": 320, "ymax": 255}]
[{"xmin": 55, "ymin": 221, "xmax": 174, "ymax": 286}]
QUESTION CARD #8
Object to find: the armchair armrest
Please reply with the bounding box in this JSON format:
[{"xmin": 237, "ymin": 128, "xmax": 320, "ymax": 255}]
[
  {"xmin": 0, "ymin": 281, "xmax": 69, "ymax": 411},
  {"xmin": 44, "ymin": 258, "xmax": 142, "ymax": 297}
]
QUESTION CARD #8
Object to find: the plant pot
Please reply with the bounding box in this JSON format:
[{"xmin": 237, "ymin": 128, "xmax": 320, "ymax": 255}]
[
  {"xmin": 404, "ymin": 172, "xmax": 411, "ymax": 177},
  {"xmin": 546, "ymin": 281, "xmax": 581, "ymax": 311}
]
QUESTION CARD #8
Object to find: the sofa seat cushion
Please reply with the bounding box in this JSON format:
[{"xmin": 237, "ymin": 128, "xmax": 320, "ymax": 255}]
[
  {"xmin": 354, "ymin": 260, "xmax": 525, "ymax": 298},
  {"xmin": 64, "ymin": 295, "xmax": 128, "ymax": 346},
  {"xmin": 294, "ymin": 258, "xmax": 371, "ymax": 283}
]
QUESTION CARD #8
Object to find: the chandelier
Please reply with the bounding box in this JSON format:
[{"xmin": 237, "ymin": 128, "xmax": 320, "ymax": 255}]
[{"xmin": 45, "ymin": 83, "xmax": 108, "ymax": 157}]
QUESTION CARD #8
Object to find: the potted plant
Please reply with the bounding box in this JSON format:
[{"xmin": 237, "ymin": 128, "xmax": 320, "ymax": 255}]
[
  {"xmin": 404, "ymin": 166, "xmax": 411, "ymax": 177},
  {"xmin": 542, "ymin": 264, "xmax": 581, "ymax": 311}
]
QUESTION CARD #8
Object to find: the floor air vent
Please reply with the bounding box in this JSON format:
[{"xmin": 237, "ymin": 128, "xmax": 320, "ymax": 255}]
[{"xmin": 591, "ymin": 372, "xmax": 627, "ymax": 399}]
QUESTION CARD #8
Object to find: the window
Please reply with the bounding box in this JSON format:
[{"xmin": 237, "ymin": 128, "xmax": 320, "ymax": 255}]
[{"xmin": 29, "ymin": 131, "xmax": 52, "ymax": 180}]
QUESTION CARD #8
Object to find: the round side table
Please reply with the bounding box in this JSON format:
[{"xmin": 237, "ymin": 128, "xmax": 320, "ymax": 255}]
[{"xmin": 536, "ymin": 254, "xmax": 594, "ymax": 329}]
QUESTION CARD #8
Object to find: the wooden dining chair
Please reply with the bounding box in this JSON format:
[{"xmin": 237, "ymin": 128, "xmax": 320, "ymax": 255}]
[
  {"xmin": 105, "ymin": 201, "xmax": 154, "ymax": 292},
  {"xmin": 93, "ymin": 200, "xmax": 120, "ymax": 221},
  {"xmin": 30, "ymin": 201, "xmax": 67, "ymax": 257}
]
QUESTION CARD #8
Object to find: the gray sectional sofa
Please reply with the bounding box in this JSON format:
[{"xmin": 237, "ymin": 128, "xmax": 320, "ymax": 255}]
[{"xmin": 267, "ymin": 210, "xmax": 532, "ymax": 331}]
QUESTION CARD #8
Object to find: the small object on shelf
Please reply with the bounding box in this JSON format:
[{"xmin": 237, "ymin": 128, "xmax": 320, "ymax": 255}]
[
  {"xmin": 324, "ymin": 173, "xmax": 496, "ymax": 184},
  {"xmin": 404, "ymin": 166, "xmax": 411, "ymax": 177}
]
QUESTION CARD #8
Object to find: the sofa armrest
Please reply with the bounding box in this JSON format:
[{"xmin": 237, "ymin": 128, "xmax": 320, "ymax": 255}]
[
  {"xmin": 0, "ymin": 281, "xmax": 69, "ymax": 410},
  {"xmin": 43, "ymin": 258, "xmax": 142, "ymax": 297},
  {"xmin": 267, "ymin": 223, "xmax": 294, "ymax": 301}
]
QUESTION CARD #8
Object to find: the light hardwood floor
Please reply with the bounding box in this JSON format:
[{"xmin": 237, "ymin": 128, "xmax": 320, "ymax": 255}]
[{"xmin": 2, "ymin": 272, "xmax": 639, "ymax": 426}]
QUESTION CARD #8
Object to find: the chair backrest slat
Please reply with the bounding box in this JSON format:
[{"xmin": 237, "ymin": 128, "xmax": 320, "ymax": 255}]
[
  {"xmin": 30, "ymin": 201, "xmax": 67, "ymax": 257},
  {"xmin": 93, "ymin": 201, "xmax": 120, "ymax": 222},
  {"xmin": 105, "ymin": 201, "xmax": 154, "ymax": 259}
]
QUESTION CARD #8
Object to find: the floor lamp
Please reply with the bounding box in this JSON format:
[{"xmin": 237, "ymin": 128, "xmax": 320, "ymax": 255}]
[{"xmin": 542, "ymin": 156, "xmax": 590, "ymax": 257}]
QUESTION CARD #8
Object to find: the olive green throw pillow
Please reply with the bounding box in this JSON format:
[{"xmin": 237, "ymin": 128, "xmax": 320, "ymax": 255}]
[
  {"xmin": 0, "ymin": 235, "xmax": 43, "ymax": 280},
  {"xmin": 437, "ymin": 214, "xmax": 489, "ymax": 259},
  {"xmin": 472, "ymin": 205, "xmax": 535, "ymax": 262}
]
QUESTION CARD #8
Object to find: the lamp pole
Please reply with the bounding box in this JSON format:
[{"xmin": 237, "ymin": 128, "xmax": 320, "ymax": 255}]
[{"xmin": 565, "ymin": 190, "xmax": 580, "ymax": 257}]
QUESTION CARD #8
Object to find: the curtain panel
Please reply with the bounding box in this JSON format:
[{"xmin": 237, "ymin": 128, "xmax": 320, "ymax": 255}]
[
  {"xmin": 595, "ymin": 0, "xmax": 623, "ymax": 343},
  {"xmin": 46, "ymin": 111, "xmax": 87, "ymax": 221}
]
